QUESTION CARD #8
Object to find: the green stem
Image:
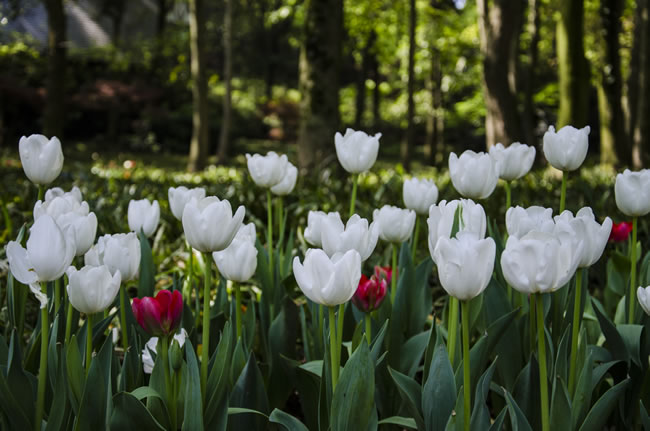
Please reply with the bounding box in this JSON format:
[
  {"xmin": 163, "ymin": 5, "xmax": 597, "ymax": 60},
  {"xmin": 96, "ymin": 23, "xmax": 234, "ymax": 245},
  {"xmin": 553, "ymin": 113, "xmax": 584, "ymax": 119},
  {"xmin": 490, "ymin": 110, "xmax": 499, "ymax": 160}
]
[
  {"xmin": 200, "ymin": 254, "xmax": 212, "ymax": 401},
  {"xmin": 365, "ymin": 313, "xmax": 372, "ymax": 346},
  {"xmin": 119, "ymin": 284, "xmax": 129, "ymax": 351},
  {"xmin": 34, "ymin": 282, "xmax": 48, "ymax": 431},
  {"xmin": 336, "ymin": 303, "xmax": 345, "ymax": 362},
  {"xmin": 277, "ymin": 196, "xmax": 285, "ymax": 270},
  {"xmin": 86, "ymin": 314, "xmax": 93, "ymax": 375},
  {"xmin": 448, "ymin": 296, "xmax": 459, "ymax": 367},
  {"xmin": 504, "ymin": 180, "xmax": 511, "ymax": 211},
  {"xmin": 410, "ymin": 216, "xmax": 420, "ymax": 262},
  {"xmin": 461, "ymin": 300, "xmax": 471, "ymax": 431},
  {"xmin": 536, "ymin": 293, "xmax": 550, "ymax": 431},
  {"xmin": 568, "ymin": 269, "xmax": 584, "ymax": 394},
  {"xmin": 267, "ymin": 190, "xmax": 274, "ymax": 281},
  {"xmin": 37, "ymin": 185, "xmax": 44, "ymax": 202},
  {"xmin": 529, "ymin": 293, "xmax": 536, "ymax": 355},
  {"xmin": 629, "ymin": 217, "xmax": 638, "ymax": 324},
  {"xmin": 391, "ymin": 244, "xmax": 398, "ymax": 304},
  {"xmin": 54, "ymin": 278, "xmax": 61, "ymax": 313},
  {"xmin": 65, "ymin": 299, "xmax": 74, "ymax": 344},
  {"xmin": 318, "ymin": 305, "xmax": 324, "ymax": 344},
  {"xmin": 349, "ymin": 174, "xmax": 359, "ymax": 217},
  {"xmin": 161, "ymin": 336, "xmax": 176, "ymax": 430},
  {"xmin": 329, "ymin": 306, "xmax": 339, "ymax": 391},
  {"xmin": 560, "ymin": 171, "xmax": 568, "ymax": 213},
  {"xmin": 234, "ymin": 282, "xmax": 242, "ymax": 339}
]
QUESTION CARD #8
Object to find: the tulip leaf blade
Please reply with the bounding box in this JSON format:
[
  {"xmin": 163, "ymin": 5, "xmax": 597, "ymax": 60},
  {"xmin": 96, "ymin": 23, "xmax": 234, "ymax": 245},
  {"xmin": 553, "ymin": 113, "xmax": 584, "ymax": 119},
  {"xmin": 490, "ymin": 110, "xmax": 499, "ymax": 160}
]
[
  {"xmin": 181, "ymin": 339, "xmax": 204, "ymax": 430},
  {"xmin": 550, "ymin": 376, "xmax": 572, "ymax": 431},
  {"xmin": 470, "ymin": 360, "xmax": 497, "ymax": 430},
  {"xmin": 269, "ymin": 408, "xmax": 310, "ymax": 431},
  {"xmin": 423, "ymin": 343, "xmax": 456, "ymax": 431},
  {"xmin": 330, "ymin": 340, "xmax": 374, "ymax": 431},
  {"xmin": 377, "ymin": 416, "xmax": 418, "ymax": 429},
  {"xmin": 388, "ymin": 367, "xmax": 425, "ymax": 431},
  {"xmin": 76, "ymin": 335, "xmax": 113, "ymax": 431},
  {"xmin": 45, "ymin": 342, "xmax": 70, "ymax": 431},
  {"xmin": 205, "ymin": 321, "xmax": 234, "ymax": 428},
  {"xmin": 571, "ymin": 351, "xmax": 593, "ymax": 429},
  {"xmin": 0, "ymin": 331, "xmax": 33, "ymax": 431},
  {"xmin": 577, "ymin": 379, "xmax": 629, "ymax": 431},
  {"xmin": 503, "ymin": 387, "xmax": 533, "ymax": 431},
  {"xmin": 137, "ymin": 230, "xmax": 155, "ymax": 298},
  {"xmin": 592, "ymin": 299, "xmax": 629, "ymax": 363},
  {"xmin": 640, "ymin": 400, "xmax": 650, "ymax": 431},
  {"xmin": 488, "ymin": 408, "xmax": 507, "ymax": 431},
  {"xmin": 110, "ymin": 392, "xmax": 166, "ymax": 431},
  {"xmin": 230, "ymin": 352, "xmax": 270, "ymax": 430}
]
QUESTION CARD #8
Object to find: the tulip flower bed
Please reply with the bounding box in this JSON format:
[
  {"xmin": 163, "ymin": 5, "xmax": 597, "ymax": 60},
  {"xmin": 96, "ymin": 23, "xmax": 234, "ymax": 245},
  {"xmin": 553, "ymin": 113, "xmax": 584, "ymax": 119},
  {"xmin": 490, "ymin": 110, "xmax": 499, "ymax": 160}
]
[{"xmin": 1, "ymin": 128, "xmax": 650, "ymax": 431}]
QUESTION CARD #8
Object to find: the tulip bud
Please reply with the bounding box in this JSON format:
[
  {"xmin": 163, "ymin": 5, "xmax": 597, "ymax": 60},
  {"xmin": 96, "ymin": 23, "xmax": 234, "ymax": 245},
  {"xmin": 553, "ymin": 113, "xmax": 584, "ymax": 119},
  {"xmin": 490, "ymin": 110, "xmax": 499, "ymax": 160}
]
[
  {"xmin": 403, "ymin": 178, "xmax": 439, "ymax": 215},
  {"xmin": 542, "ymin": 125, "xmax": 590, "ymax": 171},
  {"xmin": 488, "ymin": 142, "xmax": 536, "ymax": 181},
  {"xmin": 448, "ymin": 150, "xmax": 499, "ymax": 199},
  {"xmin": 128, "ymin": 199, "xmax": 160, "ymax": 237},
  {"xmin": 246, "ymin": 152, "xmax": 289, "ymax": 188},
  {"xmin": 85, "ymin": 232, "xmax": 141, "ymax": 281},
  {"xmin": 182, "ymin": 196, "xmax": 245, "ymax": 252},
  {"xmin": 351, "ymin": 274, "xmax": 388, "ymax": 312},
  {"xmin": 18, "ymin": 134, "xmax": 64, "ymax": 185},
  {"xmin": 320, "ymin": 214, "xmax": 379, "ymax": 261},
  {"xmin": 373, "ymin": 205, "xmax": 416, "ymax": 244},
  {"xmin": 293, "ymin": 249, "xmax": 361, "ymax": 307},
  {"xmin": 505, "ymin": 206, "xmax": 554, "ymax": 239},
  {"xmin": 271, "ymin": 162, "xmax": 298, "ymax": 196},
  {"xmin": 170, "ymin": 339, "xmax": 183, "ymax": 371},
  {"xmin": 168, "ymin": 186, "xmax": 206, "ymax": 221},
  {"xmin": 304, "ymin": 211, "xmax": 343, "ymax": 248},
  {"xmin": 609, "ymin": 221, "xmax": 633, "ymax": 242},
  {"xmin": 614, "ymin": 169, "xmax": 650, "ymax": 217},
  {"xmin": 334, "ymin": 128, "xmax": 381, "ymax": 174},
  {"xmin": 212, "ymin": 223, "xmax": 258, "ymax": 282},
  {"xmin": 66, "ymin": 265, "xmax": 121, "ymax": 314},
  {"xmin": 132, "ymin": 290, "xmax": 183, "ymax": 337},
  {"xmin": 427, "ymin": 199, "xmax": 487, "ymax": 263},
  {"xmin": 554, "ymin": 207, "xmax": 612, "ymax": 268},
  {"xmin": 374, "ymin": 266, "xmax": 392, "ymax": 284}
]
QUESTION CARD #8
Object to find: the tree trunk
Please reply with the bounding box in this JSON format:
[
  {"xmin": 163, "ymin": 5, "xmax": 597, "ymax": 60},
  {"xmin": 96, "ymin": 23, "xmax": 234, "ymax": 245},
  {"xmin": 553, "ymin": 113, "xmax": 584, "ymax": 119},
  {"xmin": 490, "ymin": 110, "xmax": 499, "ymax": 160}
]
[
  {"xmin": 425, "ymin": 47, "xmax": 443, "ymax": 165},
  {"xmin": 371, "ymin": 50, "xmax": 381, "ymax": 132},
  {"xmin": 217, "ymin": 0, "xmax": 233, "ymax": 163},
  {"xmin": 297, "ymin": 0, "xmax": 342, "ymax": 171},
  {"xmin": 522, "ymin": 0, "xmax": 540, "ymax": 147},
  {"xmin": 402, "ymin": 0, "xmax": 416, "ymax": 169},
  {"xmin": 477, "ymin": 0, "xmax": 524, "ymax": 148},
  {"xmin": 557, "ymin": 0, "xmax": 590, "ymax": 128},
  {"xmin": 187, "ymin": 0, "xmax": 209, "ymax": 172},
  {"xmin": 629, "ymin": 0, "xmax": 650, "ymax": 168},
  {"xmin": 44, "ymin": 0, "xmax": 66, "ymax": 138},
  {"xmin": 355, "ymin": 32, "xmax": 375, "ymax": 129}
]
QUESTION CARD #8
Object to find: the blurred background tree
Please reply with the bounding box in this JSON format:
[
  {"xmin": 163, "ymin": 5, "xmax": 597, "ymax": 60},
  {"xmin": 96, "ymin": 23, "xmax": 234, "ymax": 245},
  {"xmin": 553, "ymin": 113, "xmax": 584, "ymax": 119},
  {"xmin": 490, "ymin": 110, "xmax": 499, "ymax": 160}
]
[{"xmin": 0, "ymin": 0, "xmax": 646, "ymax": 172}]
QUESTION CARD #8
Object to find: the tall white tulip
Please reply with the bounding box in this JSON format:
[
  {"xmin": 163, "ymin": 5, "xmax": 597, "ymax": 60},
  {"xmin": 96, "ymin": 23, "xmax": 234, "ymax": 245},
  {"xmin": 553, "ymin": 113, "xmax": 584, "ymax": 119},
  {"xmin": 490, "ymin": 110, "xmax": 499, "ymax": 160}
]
[
  {"xmin": 6, "ymin": 215, "xmax": 76, "ymax": 307},
  {"xmin": 304, "ymin": 211, "xmax": 343, "ymax": 248},
  {"xmin": 212, "ymin": 223, "xmax": 258, "ymax": 282},
  {"xmin": 66, "ymin": 265, "xmax": 121, "ymax": 314},
  {"xmin": 182, "ymin": 196, "xmax": 245, "ymax": 252},
  {"xmin": 637, "ymin": 287, "xmax": 650, "ymax": 316},
  {"xmin": 448, "ymin": 150, "xmax": 499, "ymax": 199},
  {"xmin": 542, "ymin": 125, "xmax": 590, "ymax": 171},
  {"xmin": 271, "ymin": 162, "xmax": 298, "ymax": 196},
  {"xmin": 44, "ymin": 186, "xmax": 83, "ymax": 204},
  {"xmin": 433, "ymin": 232, "xmax": 495, "ymax": 301},
  {"xmin": 489, "ymin": 142, "xmax": 536, "ymax": 181},
  {"xmin": 403, "ymin": 178, "xmax": 439, "ymax": 215},
  {"xmin": 320, "ymin": 214, "xmax": 379, "ymax": 261},
  {"xmin": 34, "ymin": 190, "xmax": 89, "ymax": 221},
  {"xmin": 85, "ymin": 233, "xmax": 141, "ymax": 281},
  {"xmin": 554, "ymin": 208, "xmax": 612, "ymax": 268},
  {"xmin": 506, "ymin": 206, "xmax": 554, "ymax": 239},
  {"xmin": 246, "ymin": 152, "xmax": 289, "ymax": 188},
  {"xmin": 128, "ymin": 199, "xmax": 160, "ymax": 237},
  {"xmin": 18, "ymin": 134, "xmax": 64, "ymax": 185},
  {"xmin": 373, "ymin": 205, "xmax": 416, "ymax": 243},
  {"xmin": 614, "ymin": 169, "xmax": 650, "ymax": 217},
  {"xmin": 334, "ymin": 128, "xmax": 381, "ymax": 174},
  {"xmin": 293, "ymin": 249, "xmax": 361, "ymax": 306},
  {"xmin": 427, "ymin": 199, "xmax": 487, "ymax": 263},
  {"xmin": 168, "ymin": 186, "xmax": 206, "ymax": 221},
  {"xmin": 56, "ymin": 211, "xmax": 98, "ymax": 256}
]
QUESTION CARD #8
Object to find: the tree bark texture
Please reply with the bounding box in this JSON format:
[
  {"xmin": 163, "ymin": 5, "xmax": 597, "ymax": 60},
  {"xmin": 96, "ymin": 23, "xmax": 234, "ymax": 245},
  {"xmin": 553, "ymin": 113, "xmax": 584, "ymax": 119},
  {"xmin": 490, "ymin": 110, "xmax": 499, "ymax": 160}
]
[
  {"xmin": 477, "ymin": 0, "xmax": 523, "ymax": 149},
  {"xmin": 44, "ymin": 0, "xmax": 66, "ymax": 139},
  {"xmin": 402, "ymin": 0, "xmax": 416, "ymax": 169},
  {"xmin": 629, "ymin": 0, "xmax": 650, "ymax": 168},
  {"xmin": 355, "ymin": 32, "xmax": 375, "ymax": 129},
  {"xmin": 522, "ymin": 0, "xmax": 540, "ymax": 148},
  {"xmin": 297, "ymin": 0, "xmax": 342, "ymax": 171},
  {"xmin": 424, "ymin": 46, "xmax": 443, "ymax": 165},
  {"xmin": 218, "ymin": 0, "xmax": 233, "ymax": 163},
  {"xmin": 187, "ymin": 0, "xmax": 209, "ymax": 172}
]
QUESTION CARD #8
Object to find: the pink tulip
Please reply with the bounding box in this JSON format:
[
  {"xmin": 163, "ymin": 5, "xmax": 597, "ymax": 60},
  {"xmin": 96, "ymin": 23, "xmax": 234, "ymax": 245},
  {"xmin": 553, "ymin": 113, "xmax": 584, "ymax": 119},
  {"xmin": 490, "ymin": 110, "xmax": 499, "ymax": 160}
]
[{"xmin": 132, "ymin": 290, "xmax": 183, "ymax": 337}]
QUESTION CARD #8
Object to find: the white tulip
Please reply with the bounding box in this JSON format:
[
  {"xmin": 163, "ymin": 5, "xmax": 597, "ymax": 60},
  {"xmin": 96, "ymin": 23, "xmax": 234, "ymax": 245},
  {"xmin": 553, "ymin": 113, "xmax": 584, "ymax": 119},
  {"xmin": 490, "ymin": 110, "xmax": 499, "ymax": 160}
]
[
  {"xmin": 66, "ymin": 265, "xmax": 121, "ymax": 314},
  {"xmin": 44, "ymin": 186, "xmax": 83, "ymax": 204},
  {"xmin": 56, "ymin": 211, "xmax": 98, "ymax": 256},
  {"xmin": 212, "ymin": 223, "xmax": 258, "ymax": 282},
  {"xmin": 427, "ymin": 199, "xmax": 486, "ymax": 263},
  {"xmin": 506, "ymin": 206, "xmax": 555, "ymax": 239},
  {"xmin": 554, "ymin": 207, "xmax": 612, "ymax": 268},
  {"xmin": 293, "ymin": 249, "xmax": 361, "ymax": 306},
  {"xmin": 489, "ymin": 142, "xmax": 536, "ymax": 181},
  {"xmin": 128, "ymin": 199, "xmax": 160, "ymax": 237},
  {"xmin": 373, "ymin": 205, "xmax": 416, "ymax": 243},
  {"xmin": 542, "ymin": 125, "xmax": 590, "ymax": 171},
  {"xmin": 142, "ymin": 329, "xmax": 188, "ymax": 374},
  {"xmin": 85, "ymin": 233, "xmax": 141, "ymax": 281},
  {"xmin": 182, "ymin": 196, "xmax": 245, "ymax": 252},
  {"xmin": 433, "ymin": 232, "xmax": 495, "ymax": 301},
  {"xmin": 448, "ymin": 150, "xmax": 499, "ymax": 199},
  {"xmin": 321, "ymin": 214, "xmax": 379, "ymax": 261},
  {"xmin": 34, "ymin": 190, "xmax": 89, "ymax": 221},
  {"xmin": 18, "ymin": 134, "xmax": 64, "ymax": 185},
  {"xmin": 614, "ymin": 169, "xmax": 650, "ymax": 217},
  {"xmin": 334, "ymin": 128, "xmax": 381, "ymax": 174},
  {"xmin": 168, "ymin": 186, "xmax": 206, "ymax": 221},
  {"xmin": 403, "ymin": 178, "xmax": 439, "ymax": 215},
  {"xmin": 6, "ymin": 215, "xmax": 75, "ymax": 308},
  {"xmin": 271, "ymin": 162, "xmax": 298, "ymax": 196},
  {"xmin": 246, "ymin": 152, "xmax": 289, "ymax": 188},
  {"xmin": 304, "ymin": 211, "xmax": 343, "ymax": 248}
]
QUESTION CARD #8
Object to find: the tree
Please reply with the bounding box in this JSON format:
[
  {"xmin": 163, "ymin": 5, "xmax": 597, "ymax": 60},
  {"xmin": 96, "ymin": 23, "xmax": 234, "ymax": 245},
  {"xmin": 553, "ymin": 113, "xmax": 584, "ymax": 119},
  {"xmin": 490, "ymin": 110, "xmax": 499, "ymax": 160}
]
[
  {"xmin": 187, "ymin": 0, "xmax": 209, "ymax": 172},
  {"xmin": 628, "ymin": 0, "xmax": 650, "ymax": 168},
  {"xmin": 217, "ymin": 0, "xmax": 233, "ymax": 163},
  {"xmin": 43, "ymin": 0, "xmax": 66, "ymax": 138},
  {"xmin": 477, "ymin": 0, "xmax": 524, "ymax": 148},
  {"xmin": 522, "ymin": 0, "xmax": 540, "ymax": 148},
  {"xmin": 297, "ymin": 0, "xmax": 342, "ymax": 170},
  {"xmin": 401, "ymin": 0, "xmax": 416, "ymax": 169}
]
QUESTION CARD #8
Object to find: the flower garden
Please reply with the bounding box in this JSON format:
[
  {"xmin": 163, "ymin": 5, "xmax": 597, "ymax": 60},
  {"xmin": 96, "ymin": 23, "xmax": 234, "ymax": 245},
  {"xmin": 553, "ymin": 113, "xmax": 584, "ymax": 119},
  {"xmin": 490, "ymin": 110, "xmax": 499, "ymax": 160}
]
[{"xmin": 1, "ymin": 128, "xmax": 650, "ymax": 431}]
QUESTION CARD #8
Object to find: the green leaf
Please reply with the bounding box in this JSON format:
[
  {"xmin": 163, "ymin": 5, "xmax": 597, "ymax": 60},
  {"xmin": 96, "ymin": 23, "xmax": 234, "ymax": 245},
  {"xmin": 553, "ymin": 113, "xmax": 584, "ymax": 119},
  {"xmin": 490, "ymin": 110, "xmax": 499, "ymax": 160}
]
[
  {"xmin": 137, "ymin": 230, "xmax": 155, "ymax": 298},
  {"xmin": 398, "ymin": 331, "xmax": 429, "ymax": 377},
  {"xmin": 0, "ymin": 332, "xmax": 32, "ymax": 430},
  {"xmin": 550, "ymin": 376, "xmax": 572, "ymax": 431},
  {"xmin": 205, "ymin": 322, "xmax": 234, "ymax": 428},
  {"xmin": 504, "ymin": 388, "xmax": 533, "ymax": 431},
  {"xmin": 230, "ymin": 353, "xmax": 270, "ymax": 430},
  {"xmin": 330, "ymin": 341, "xmax": 375, "ymax": 431},
  {"xmin": 640, "ymin": 400, "xmax": 650, "ymax": 431},
  {"xmin": 571, "ymin": 352, "xmax": 593, "ymax": 429},
  {"xmin": 269, "ymin": 408, "xmax": 310, "ymax": 431},
  {"xmin": 592, "ymin": 299, "xmax": 629, "ymax": 363},
  {"xmin": 45, "ymin": 344, "xmax": 70, "ymax": 431},
  {"xmin": 617, "ymin": 324, "xmax": 645, "ymax": 367},
  {"xmin": 76, "ymin": 336, "xmax": 113, "ymax": 431},
  {"xmin": 110, "ymin": 392, "xmax": 166, "ymax": 430},
  {"xmin": 377, "ymin": 416, "xmax": 418, "ymax": 429},
  {"xmin": 578, "ymin": 379, "xmax": 629, "ymax": 431},
  {"xmin": 182, "ymin": 339, "xmax": 204, "ymax": 430},
  {"xmin": 470, "ymin": 361, "xmax": 497, "ymax": 430},
  {"xmin": 228, "ymin": 407, "xmax": 269, "ymax": 417},
  {"xmin": 422, "ymin": 343, "xmax": 455, "ymax": 431},
  {"xmin": 66, "ymin": 335, "xmax": 84, "ymax": 414},
  {"xmin": 388, "ymin": 367, "xmax": 425, "ymax": 431},
  {"xmin": 488, "ymin": 408, "xmax": 507, "ymax": 431}
]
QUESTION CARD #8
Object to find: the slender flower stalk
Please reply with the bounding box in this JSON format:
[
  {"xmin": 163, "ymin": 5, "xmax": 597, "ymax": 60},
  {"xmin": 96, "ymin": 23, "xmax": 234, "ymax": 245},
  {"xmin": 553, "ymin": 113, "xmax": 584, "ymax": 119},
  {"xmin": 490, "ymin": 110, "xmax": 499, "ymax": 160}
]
[
  {"xmin": 119, "ymin": 285, "xmax": 129, "ymax": 351},
  {"xmin": 34, "ymin": 282, "xmax": 48, "ymax": 431},
  {"xmin": 560, "ymin": 171, "xmax": 568, "ymax": 213},
  {"xmin": 390, "ymin": 244, "xmax": 398, "ymax": 304},
  {"xmin": 529, "ymin": 294, "xmax": 536, "ymax": 355},
  {"xmin": 234, "ymin": 282, "xmax": 242, "ymax": 338},
  {"xmin": 267, "ymin": 190, "xmax": 274, "ymax": 278},
  {"xmin": 461, "ymin": 300, "xmax": 471, "ymax": 431},
  {"xmin": 411, "ymin": 216, "xmax": 420, "ymax": 261},
  {"xmin": 568, "ymin": 269, "xmax": 584, "ymax": 393},
  {"xmin": 536, "ymin": 293, "xmax": 550, "ymax": 431},
  {"xmin": 160, "ymin": 336, "xmax": 176, "ymax": 429},
  {"xmin": 201, "ymin": 253, "xmax": 212, "ymax": 400},
  {"xmin": 504, "ymin": 181, "xmax": 511, "ymax": 211},
  {"xmin": 629, "ymin": 217, "xmax": 638, "ymax": 323},
  {"xmin": 277, "ymin": 196, "xmax": 284, "ymax": 265},
  {"xmin": 65, "ymin": 299, "xmax": 74, "ymax": 343},
  {"xmin": 37, "ymin": 185, "xmax": 44, "ymax": 203},
  {"xmin": 365, "ymin": 314, "xmax": 372, "ymax": 345},
  {"xmin": 86, "ymin": 314, "xmax": 93, "ymax": 375},
  {"xmin": 329, "ymin": 306, "xmax": 339, "ymax": 391},
  {"xmin": 54, "ymin": 278, "xmax": 61, "ymax": 312},
  {"xmin": 448, "ymin": 297, "xmax": 459, "ymax": 366},
  {"xmin": 337, "ymin": 303, "xmax": 345, "ymax": 362},
  {"xmin": 349, "ymin": 174, "xmax": 359, "ymax": 217}
]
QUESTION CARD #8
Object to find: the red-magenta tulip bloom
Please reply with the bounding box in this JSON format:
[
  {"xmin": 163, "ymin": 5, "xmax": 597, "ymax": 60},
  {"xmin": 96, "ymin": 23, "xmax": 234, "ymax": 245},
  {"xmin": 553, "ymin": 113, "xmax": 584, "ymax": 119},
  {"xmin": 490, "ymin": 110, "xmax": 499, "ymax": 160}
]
[
  {"xmin": 374, "ymin": 265, "xmax": 393, "ymax": 284},
  {"xmin": 132, "ymin": 290, "xmax": 183, "ymax": 337},
  {"xmin": 609, "ymin": 221, "xmax": 633, "ymax": 242},
  {"xmin": 352, "ymin": 274, "xmax": 388, "ymax": 313}
]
